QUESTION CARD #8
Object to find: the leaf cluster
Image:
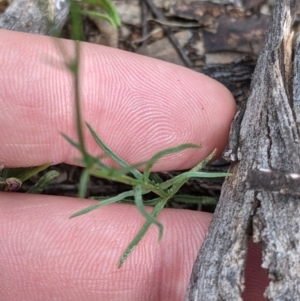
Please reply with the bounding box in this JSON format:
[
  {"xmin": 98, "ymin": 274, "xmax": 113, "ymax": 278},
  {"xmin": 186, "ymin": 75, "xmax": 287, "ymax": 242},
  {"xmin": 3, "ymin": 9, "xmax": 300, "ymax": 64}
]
[{"xmin": 62, "ymin": 124, "xmax": 230, "ymax": 267}]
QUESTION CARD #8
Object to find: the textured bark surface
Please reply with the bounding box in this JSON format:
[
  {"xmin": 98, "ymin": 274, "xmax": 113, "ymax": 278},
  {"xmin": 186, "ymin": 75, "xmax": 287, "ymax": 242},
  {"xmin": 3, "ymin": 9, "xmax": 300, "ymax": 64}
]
[
  {"xmin": 0, "ymin": 0, "xmax": 69, "ymax": 35},
  {"xmin": 186, "ymin": 0, "xmax": 300, "ymax": 300}
]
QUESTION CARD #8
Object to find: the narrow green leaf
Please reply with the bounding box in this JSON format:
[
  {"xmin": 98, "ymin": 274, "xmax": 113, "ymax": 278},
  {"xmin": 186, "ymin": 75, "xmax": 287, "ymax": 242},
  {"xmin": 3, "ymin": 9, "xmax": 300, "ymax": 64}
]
[
  {"xmin": 105, "ymin": 161, "xmax": 148, "ymax": 177},
  {"xmin": 0, "ymin": 177, "xmax": 6, "ymax": 191},
  {"xmin": 81, "ymin": 10, "xmax": 115, "ymax": 26},
  {"xmin": 61, "ymin": 133, "xmax": 111, "ymax": 171},
  {"xmin": 119, "ymin": 197, "xmax": 161, "ymax": 206},
  {"xmin": 70, "ymin": 190, "xmax": 137, "ymax": 218},
  {"xmin": 89, "ymin": 168, "xmax": 141, "ymax": 186},
  {"xmin": 86, "ymin": 122, "xmax": 143, "ymax": 180},
  {"xmin": 99, "ymin": 0, "xmax": 121, "ymax": 26},
  {"xmin": 78, "ymin": 169, "xmax": 90, "ymax": 199},
  {"xmin": 82, "ymin": 0, "xmax": 121, "ymax": 27},
  {"xmin": 148, "ymin": 173, "xmax": 163, "ymax": 184},
  {"xmin": 195, "ymin": 150, "xmax": 216, "ymax": 170},
  {"xmin": 27, "ymin": 170, "xmax": 59, "ymax": 194},
  {"xmin": 70, "ymin": 0, "xmax": 84, "ymax": 40},
  {"xmin": 173, "ymin": 195, "xmax": 218, "ymax": 205},
  {"xmin": 134, "ymin": 186, "xmax": 164, "ymax": 240},
  {"xmin": 159, "ymin": 171, "xmax": 231, "ymax": 191},
  {"xmin": 141, "ymin": 197, "xmax": 161, "ymax": 206},
  {"xmin": 168, "ymin": 149, "xmax": 219, "ymax": 195},
  {"xmin": 4, "ymin": 163, "xmax": 50, "ymax": 182},
  {"xmin": 60, "ymin": 132, "xmax": 82, "ymax": 150},
  {"xmin": 118, "ymin": 198, "xmax": 168, "ymax": 268},
  {"xmin": 143, "ymin": 144, "xmax": 200, "ymax": 181}
]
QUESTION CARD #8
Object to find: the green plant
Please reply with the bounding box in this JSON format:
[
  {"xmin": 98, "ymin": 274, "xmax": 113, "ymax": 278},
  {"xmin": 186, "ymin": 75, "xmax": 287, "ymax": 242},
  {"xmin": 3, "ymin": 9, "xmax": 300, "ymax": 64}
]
[
  {"xmin": 63, "ymin": 124, "xmax": 230, "ymax": 267},
  {"xmin": 0, "ymin": 163, "xmax": 59, "ymax": 193},
  {"xmin": 80, "ymin": 0, "xmax": 121, "ymax": 27},
  {"xmin": 1, "ymin": 0, "xmax": 231, "ymax": 268},
  {"xmin": 58, "ymin": 0, "xmax": 231, "ymax": 267}
]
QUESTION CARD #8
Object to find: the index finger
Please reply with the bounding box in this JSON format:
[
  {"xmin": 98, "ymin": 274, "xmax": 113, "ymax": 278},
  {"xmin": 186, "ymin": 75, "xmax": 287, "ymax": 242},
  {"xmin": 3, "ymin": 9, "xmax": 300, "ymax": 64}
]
[{"xmin": 0, "ymin": 29, "xmax": 236, "ymax": 170}]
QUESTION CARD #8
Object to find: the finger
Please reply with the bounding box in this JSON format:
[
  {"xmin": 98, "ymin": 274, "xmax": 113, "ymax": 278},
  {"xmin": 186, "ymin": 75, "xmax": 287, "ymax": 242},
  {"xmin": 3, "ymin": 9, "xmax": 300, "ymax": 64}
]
[
  {"xmin": 0, "ymin": 193, "xmax": 268, "ymax": 301},
  {"xmin": 0, "ymin": 29, "xmax": 236, "ymax": 170}
]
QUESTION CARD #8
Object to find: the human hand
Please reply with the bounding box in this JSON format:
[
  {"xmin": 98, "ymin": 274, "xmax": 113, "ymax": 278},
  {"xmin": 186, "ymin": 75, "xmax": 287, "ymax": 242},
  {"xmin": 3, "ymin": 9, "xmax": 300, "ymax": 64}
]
[{"xmin": 0, "ymin": 30, "xmax": 268, "ymax": 301}]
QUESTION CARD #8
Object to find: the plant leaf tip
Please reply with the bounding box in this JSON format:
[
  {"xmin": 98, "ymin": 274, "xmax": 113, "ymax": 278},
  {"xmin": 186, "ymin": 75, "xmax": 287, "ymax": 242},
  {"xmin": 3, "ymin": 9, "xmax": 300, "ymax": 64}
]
[
  {"xmin": 69, "ymin": 213, "xmax": 79, "ymax": 219},
  {"xmin": 118, "ymin": 261, "xmax": 123, "ymax": 269}
]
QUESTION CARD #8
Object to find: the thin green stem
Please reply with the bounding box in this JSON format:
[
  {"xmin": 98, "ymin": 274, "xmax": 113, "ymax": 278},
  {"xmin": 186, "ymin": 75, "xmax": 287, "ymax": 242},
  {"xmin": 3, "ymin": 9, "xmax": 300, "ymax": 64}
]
[{"xmin": 73, "ymin": 41, "xmax": 89, "ymax": 165}]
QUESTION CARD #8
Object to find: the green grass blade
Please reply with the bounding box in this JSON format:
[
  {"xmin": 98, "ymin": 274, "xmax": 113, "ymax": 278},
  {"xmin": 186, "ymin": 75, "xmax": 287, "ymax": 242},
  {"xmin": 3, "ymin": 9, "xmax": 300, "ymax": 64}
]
[
  {"xmin": 61, "ymin": 133, "xmax": 111, "ymax": 171},
  {"xmin": 70, "ymin": 0, "xmax": 84, "ymax": 41},
  {"xmin": 195, "ymin": 149, "xmax": 216, "ymax": 170},
  {"xmin": 143, "ymin": 144, "xmax": 200, "ymax": 181},
  {"xmin": 167, "ymin": 149, "xmax": 219, "ymax": 195},
  {"xmin": 118, "ymin": 198, "xmax": 168, "ymax": 268},
  {"xmin": 134, "ymin": 186, "xmax": 164, "ymax": 239},
  {"xmin": 148, "ymin": 173, "xmax": 163, "ymax": 184},
  {"xmin": 81, "ymin": 10, "xmax": 114, "ymax": 26},
  {"xmin": 70, "ymin": 190, "xmax": 137, "ymax": 218},
  {"xmin": 173, "ymin": 195, "xmax": 218, "ymax": 205},
  {"xmin": 89, "ymin": 168, "xmax": 142, "ymax": 186},
  {"xmin": 5, "ymin": 163, "xmax": 50, "ymax": 182},
  {"xmin": 141, "ymin": 197, "xmax": 161, "ymax": 206},
  {"xmin": 60, "ymin": 132, "xmax": 82, "ymax": 150},
  {"xmin": 99, "ymin": 0, "xmax": 121, "ymax": 26},
  {"xmin": 82, "ymin": 0, "xmax": 121, "ymax": 27},
  {"xmin": 119, "ymin": 197, "xmax": 161, "ymax": 206},
  {"xmin": 78, "ymin": 169, "xmax": 90, "ymax": 199},
  {"xmin": 159, "ymin": 171, "xmax": 231, "ymax": 191},
  {"xmin": 106, "ymin": 161, "xmax": 148, "ymax": 177},
  {"xmin": 86, "ymin": 122, "xmax": 143, "ymax": 180},
  {"xmin": 27, "ymin": 170, "xmax": 59, "ymax": 194}
]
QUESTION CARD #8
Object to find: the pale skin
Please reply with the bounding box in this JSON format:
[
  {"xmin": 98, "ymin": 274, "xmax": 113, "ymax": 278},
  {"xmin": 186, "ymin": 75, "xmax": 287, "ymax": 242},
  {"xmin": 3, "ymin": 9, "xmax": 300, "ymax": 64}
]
[{"xmin": 0, "ymin": 30, "xmax": 269, "ymax": 300}]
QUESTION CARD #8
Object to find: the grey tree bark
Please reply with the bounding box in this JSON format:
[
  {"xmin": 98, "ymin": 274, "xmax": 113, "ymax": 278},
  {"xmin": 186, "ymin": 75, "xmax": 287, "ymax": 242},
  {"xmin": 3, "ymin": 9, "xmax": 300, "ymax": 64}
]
[
  {"xmin": 0, "ymin": 0, "xmax": 69, "ymax": 35},
  {"xmin": 186, "ymin": 0, "xmax": 300, "ymax": 300}
]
